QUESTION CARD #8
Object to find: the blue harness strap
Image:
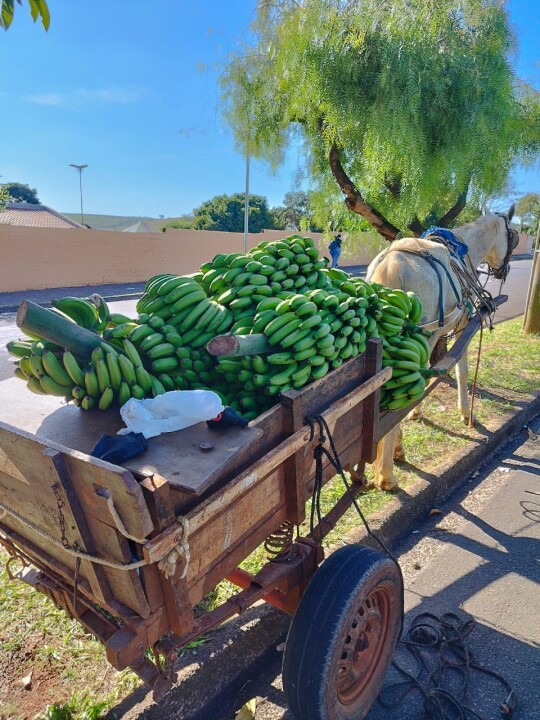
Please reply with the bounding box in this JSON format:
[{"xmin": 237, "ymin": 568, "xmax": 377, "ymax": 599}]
[{"xmin": 421, "ymin": 226, "xmax": 469, "ymax": 261}]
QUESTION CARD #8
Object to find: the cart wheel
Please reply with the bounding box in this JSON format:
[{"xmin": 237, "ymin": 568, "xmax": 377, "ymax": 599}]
[{"xmin": 282, "ymin": 545, "xmax": 402, "ymax": 720}]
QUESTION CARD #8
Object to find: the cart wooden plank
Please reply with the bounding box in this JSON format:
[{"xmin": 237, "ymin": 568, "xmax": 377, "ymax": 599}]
[{"xmin": 0, "ymin": 379, "xmax": 262, "ymax": 497}]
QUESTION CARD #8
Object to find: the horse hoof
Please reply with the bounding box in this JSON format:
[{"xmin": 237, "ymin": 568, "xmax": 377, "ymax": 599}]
[
  {"xmin": 462, "ymin": 413, "xmax": 476, "ymax": 426},
  {"xmin": 374, "ymin": 473, "xmax": 397, "ymax": 491},
  {"xmin": 407, "ymin": 407, "xmax": 422, "ymax": 421},
  {"xmin": 394, "ymin": 449, "xmax": 406, "ymax": 462}
]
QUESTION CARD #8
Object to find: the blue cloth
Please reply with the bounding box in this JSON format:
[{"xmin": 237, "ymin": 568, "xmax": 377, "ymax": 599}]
[
  {"xmin": 420, "ymin": 226, "xmax": 469, "ymax": 260},
  {"xmin": 91, "ymin": 432, "xmax": 148, "ymax": 465}
]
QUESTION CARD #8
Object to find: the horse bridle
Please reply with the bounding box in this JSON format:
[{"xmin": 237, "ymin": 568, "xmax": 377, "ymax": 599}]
[{"xmin": 491, "ymin": 213, "xmax": 519, "ymax": 281}]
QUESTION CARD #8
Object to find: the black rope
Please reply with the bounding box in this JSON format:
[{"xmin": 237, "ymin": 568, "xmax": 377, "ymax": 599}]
[
  {"xmin": 304, "ymin": 416, "xmax": 516, "ymax": 720},
  {"xmin": 306, "ymin": 414, "xmax": 405, "ymax": 635},
  {"xmin": 378, "ymin": 611, "xmax": 517, "ymax": 719}
]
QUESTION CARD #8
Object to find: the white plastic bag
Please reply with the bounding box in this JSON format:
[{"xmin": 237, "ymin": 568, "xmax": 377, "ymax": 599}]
[{"xmin": 118, "ymin": 390, "xmax": 224, "ymax": 439}]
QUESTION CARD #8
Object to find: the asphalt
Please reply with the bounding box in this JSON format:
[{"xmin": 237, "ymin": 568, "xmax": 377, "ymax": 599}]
[{"xmin": 0, "ymin": 266, "xmax": 369, "ymax": 314}]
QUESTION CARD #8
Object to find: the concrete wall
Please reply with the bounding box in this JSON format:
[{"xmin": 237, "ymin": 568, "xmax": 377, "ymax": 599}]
[
  {"xmin": 0, "ymin": 225, "xmax": 383, "ymax": 292},
  {"xmin": 516, "ymin": 233, "xmax": 534, "ymax": 255},
  {"xmin": 0, "ymin": 224, "xmax": 530, "ymax": 294}
]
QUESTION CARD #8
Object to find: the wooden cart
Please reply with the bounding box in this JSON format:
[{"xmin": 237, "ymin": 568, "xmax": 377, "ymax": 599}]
[{"xmin": 0, "ymin": 298, "xmax": 503, "ymax": 719}]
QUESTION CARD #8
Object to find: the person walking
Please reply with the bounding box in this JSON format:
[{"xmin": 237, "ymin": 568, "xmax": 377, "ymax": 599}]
[{"xmin": 328, "ymin": 232, "xmax": 342, "ymax": 268}]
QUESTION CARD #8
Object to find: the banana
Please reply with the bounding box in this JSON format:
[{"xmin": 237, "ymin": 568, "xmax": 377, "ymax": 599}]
[
  {"xmin": 298, "ymin": 314, "xmax": 323, "ymax": 331},
  {"xmin": 72, "ymin": 385, "xmax": 87, "ymax": 400},
  {"xmin": 168, "ymin": 288, "xmax": 207, "ymax": 315},
  {"xmin": 151, "ymin": 356, "xmax": 179, "ymax": 373},
  {"xmin": 139, "ymin": 332, "xmax": 165, "ymax": 352},
  {"xmin": 280, "ymin": 326, "xmax": 313, "ymax": 349},
  {"xmin": 6, "ymin": 340, "xmax": 33, "ymax": 358},
  {"xmin": 98, "ymin": 387, "xmax": 114, "ymax": 411},
  {"xmin": 157, "ymin": 275, "xmax": 192, "ymax": 297},
  {"xmin": 131, "ymin": 384, "xmax": 146, "ymax": 400},
  {"xmin": 81, "ymin": 395, "xmax": 97, "ymax": 410},
  {"xmin": 123, "ymin": 339, "xmax": 144, "ymax": 368},
  {"xmin": 267, "ymin": 352, "xmax": 296, "ymax": 365},
  {"xmin": 381, "ymin": 303, "xmax": 407, "ymax": 320},
  {"xmin": 18, "ymin": 357, "xmax": 33, "ymax": 378},
  {"xmin": 118, "ymin": 354, "xmax": 137, "ymax": 385},
  {"xmin": 295, "ymin": 346, "xmax": 318, "ymax": 362},
  {"xmin": 135, "ymin": 365, "xmax": 154, "ymax": 393},
  {"xmin": 311, "ymin": 361, "xmax": 330, "ymax": 380},
  {"xmin": 105, "ymin": 351, "xmax": 122, "ymax": 392},
  {"xmin": 269, "ymin": 363, "xmax": 298, "ymax": 385},
  {"xmin": 129, "ymin": 324, "xmax": 155, "ymax": 344},
  {"xmin": 158, "ymin": 373, "xmax": 176, "ymax": 392},
  {"xmin": 117, "ymin": 380, "xmax": 132, "ymax": 406},
  {"xmin": 29, "ymin": 353, "xmax": 45, "ymax": 378},
  {"xmin": 151, "ymin": 376, "xmax": 167, "ymax": 397},
  {"xmin": 90, "ymin": 294, "xmax": 110, "ymax": 331},
  {"xmin": 147, "ymin": 342, "xmax": 176, "ymax": 360},
  {"xmin": 53, "ymin": 297, "xmax": 98, "ymax": 329},
  {"xmin": 390, "ymin": 359, "xmax": 421, "ymax": 372},
  {"xmin": 40, "ymin": 375, "xmax": 73, "ymax": 397},
  {"xmin": 195, "ymin": 301, "xmax": 221, "ymax": 330},
  {"xmin": 63, "ymin": 351, "xmax": 86, "ymax": 386},
  {"xmin": 252, "ymin": 355, "xmax": 269, "ymax": 374},
  {"xmin": 293, "ymin": 335, "xmax": 316, "ymax": 353},
  {"xmin": 268, "ymin": 317, "xmax": 302, "ymax": 345},
  {"xmin": 27, "ymin": 376, "xmax": 47, "ymax": 394},
  {"xmin": 94, "ymin": 359, "xmax": 111, "ymax": 394},
  {"xmin": 109, "ymin": 312, "xmax": 134, "ymax": 325},
  {"xmin": 38, "ymin": 351, "xmax": 70, "ymax": 386},
  {"xmin": 264, "ymin": 312, "xmax": 297, "ymax": 338}
]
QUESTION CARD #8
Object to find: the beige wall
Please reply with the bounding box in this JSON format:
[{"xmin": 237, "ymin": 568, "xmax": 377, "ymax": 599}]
[
  {"xmin": 0, "ymin": 225, "xmax": 382, "ymax": 292},
  {"xmin": 0, "ymin": 224, "xmax": 530, "ymax": 294}
]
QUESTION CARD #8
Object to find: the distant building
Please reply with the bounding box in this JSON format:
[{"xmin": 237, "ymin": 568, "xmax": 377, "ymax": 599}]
[{"xmin": 0, "ymin": 202, "xmax": 84, "ymax": 229}]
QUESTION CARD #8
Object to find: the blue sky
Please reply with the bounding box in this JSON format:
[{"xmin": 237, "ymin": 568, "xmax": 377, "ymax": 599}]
[{"xmin": 0, "ymin": 0, "xmax": 538, "ymax": 218}]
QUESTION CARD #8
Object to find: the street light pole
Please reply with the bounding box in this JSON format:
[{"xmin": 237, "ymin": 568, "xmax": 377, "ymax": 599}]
[
  {"xmin": 69, "ymin": 164, "xmax": 88, "ymax": 226},
  {"xmin": 243, "ymin": 154, "xmax": 250, "ymax": 254}
]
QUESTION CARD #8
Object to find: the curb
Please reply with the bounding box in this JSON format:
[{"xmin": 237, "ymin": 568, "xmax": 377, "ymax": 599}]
[
  {"xmin": 0, "ymin": 292, "xmax": 143, "ymax": 315},
  {"xmin": 107, "ymin": 392, "xmax": 540, "ymax": 720}
]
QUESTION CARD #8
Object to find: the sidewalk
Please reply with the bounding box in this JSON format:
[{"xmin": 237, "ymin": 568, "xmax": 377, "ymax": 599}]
[
  {"xmin": 0, "ymin": 266, "xmax": 368, "ymax": 314},
  {"xmin": 106, "ymin": 390, "xmax": 540, "ymax": 720}
]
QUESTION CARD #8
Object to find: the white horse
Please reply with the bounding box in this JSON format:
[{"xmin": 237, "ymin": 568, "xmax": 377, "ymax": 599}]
[{"xmin": 366, "ymin": 207, "xmax": 518, "ymax": 491}]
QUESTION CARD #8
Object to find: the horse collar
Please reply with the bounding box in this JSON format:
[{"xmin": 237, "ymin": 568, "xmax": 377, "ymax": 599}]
[{"xmin": 493, "ymin": 213, "xmax": 517, "ymax": 281}]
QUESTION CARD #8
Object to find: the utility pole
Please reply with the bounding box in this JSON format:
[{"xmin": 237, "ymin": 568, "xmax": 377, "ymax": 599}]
[
  {"xmin": 243, "ymin": 154, "xmax": 250, "ymax": 254},
  {"xmin": 69, "ymin": 164, "xmax": 88, "ymax": 226},
  {"xmin": 523, "ymin": 224, "xmax": 540, "ymax": 334}
]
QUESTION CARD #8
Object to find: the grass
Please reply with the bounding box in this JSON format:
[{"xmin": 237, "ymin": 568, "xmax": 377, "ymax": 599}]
[{"xmin": 0, "ymin": 317, "xmax": 538, "ymax": 719}]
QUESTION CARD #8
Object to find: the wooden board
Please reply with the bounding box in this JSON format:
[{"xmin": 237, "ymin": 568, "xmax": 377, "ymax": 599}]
[
  {"xmin": 0, "ymin": 420, "xmax": 153, "ymax": 616},
  {"xmin": 0, "ymin": 379, "xmax": 262, "ymax": 497}
]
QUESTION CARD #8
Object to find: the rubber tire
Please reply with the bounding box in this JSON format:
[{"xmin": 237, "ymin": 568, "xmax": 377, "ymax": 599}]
[{"xmin": 282, "ymin": 544, "xmax": 403, "ymax": 720}]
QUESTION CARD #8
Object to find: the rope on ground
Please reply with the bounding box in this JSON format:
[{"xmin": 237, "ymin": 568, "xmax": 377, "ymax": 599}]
[{"xmin": 378, "ymin": 611, "xmax": 517, "ymax": 720}]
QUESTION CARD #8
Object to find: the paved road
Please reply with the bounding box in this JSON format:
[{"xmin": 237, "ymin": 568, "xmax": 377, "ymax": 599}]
[
  {"xmin": 0, "ymin": 259, "xmax": 532, "ymax": 382},
  {"xmin": 209, "ymin": 415, "xmax": 540, "ymax": 720}
]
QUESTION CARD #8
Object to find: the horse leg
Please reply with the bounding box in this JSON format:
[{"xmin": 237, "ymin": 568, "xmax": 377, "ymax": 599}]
[
  {"xmin": 455, "ymin": 351, "xmax": 475, "ymax": 424},
  {"xmin": 373, "ymin": 425, "xmax": 401, "ymax": 490}
]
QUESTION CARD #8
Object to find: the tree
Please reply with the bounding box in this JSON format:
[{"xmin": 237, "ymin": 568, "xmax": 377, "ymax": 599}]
[
  {"xmin": 1, "ymin": 0, "xmax": 49, "ymax": 30},
  {"xmin": 1, "ymin": 182, "xmax": 40, "ymax": 204},
  {"xmin": 516, "ymin": 192, "xmax": 540, "ymax": 235},
  {"xmin": 221, "ymin": 0, "xmax": 540, "ymax": 241},
  {"xmin": 272, "ymin": 190, "xmax": 323, "ymax": 232},
  {"xmin": 0, "ymin": 185, "xmax": 10, "ymax": 212},
  {"xmin": 193, "ymin": 192, "xmax": 275, "ymax": 233}
]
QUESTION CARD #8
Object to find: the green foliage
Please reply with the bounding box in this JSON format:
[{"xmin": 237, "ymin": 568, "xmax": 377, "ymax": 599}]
[
  {"xmin": 221, "ymin": 0, "xmax": 540, "ymax": 235},
  {"xmin": 0, "ymin": 185, "xmax": 10, "ymax": 211},
  {"xmin": 44, "ymin": 693, "xmax": 108, "ymax": 720},
  {"xmin": 272, "ymin": 190, "xmax": 323, "ymax": 231},
  {"xmin": 1, "ymin": 0, "xmax": 49, "ymax": 30},
  {"xmin": 193, "ymin": 192, "xmax": 276, "ymax": 232},
  {"xmin": 1, "ymin": 181, "xmax": 40, "ymax": 204},
  {"xmin": 516, "ymin": 192, "xmax": 540, "ymax": 234}
]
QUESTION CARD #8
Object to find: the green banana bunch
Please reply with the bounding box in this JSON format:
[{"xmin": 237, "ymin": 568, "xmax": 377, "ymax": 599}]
[{"xmin": 52, "ymin": 297, "xmax": 99, "ymax": 330}]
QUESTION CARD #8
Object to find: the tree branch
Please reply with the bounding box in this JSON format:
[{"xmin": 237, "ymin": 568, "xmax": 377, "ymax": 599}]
[
  {"xmin": 436, "ymin": 183, "xmax": 470, "ymax": 227},
  {"xmin": 329, "ymin": 144, "xmax": 400, "ymax": 241},
  {"xmin": 407, "ymin": 218, "xmax": 425, "ymax": 236}
]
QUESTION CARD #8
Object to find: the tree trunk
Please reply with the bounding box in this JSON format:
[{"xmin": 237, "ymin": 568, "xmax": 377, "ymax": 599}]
[
  {"xmin": 436, "ymin": 183, "xmax": 470, "ymax": 227},
  {"xmin": 328, "ymin": 144, "xmax": 400, "ymax": 241}
]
